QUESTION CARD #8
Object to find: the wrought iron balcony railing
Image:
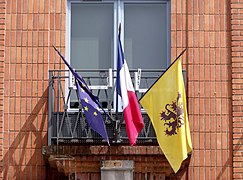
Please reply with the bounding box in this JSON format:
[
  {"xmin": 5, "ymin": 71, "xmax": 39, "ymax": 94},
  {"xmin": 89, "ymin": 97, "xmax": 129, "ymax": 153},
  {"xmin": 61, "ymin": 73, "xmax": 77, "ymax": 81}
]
[{"xmin": 48, "ymin": 68, "xmax": 185, "ymax": 145}]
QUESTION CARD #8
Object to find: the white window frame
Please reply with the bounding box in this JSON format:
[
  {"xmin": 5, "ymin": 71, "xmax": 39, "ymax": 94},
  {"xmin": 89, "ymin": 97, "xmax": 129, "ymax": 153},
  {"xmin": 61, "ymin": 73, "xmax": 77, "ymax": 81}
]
[{"xmin": 66, "ymin": 0, "xmax": 171, "ymax": 111}]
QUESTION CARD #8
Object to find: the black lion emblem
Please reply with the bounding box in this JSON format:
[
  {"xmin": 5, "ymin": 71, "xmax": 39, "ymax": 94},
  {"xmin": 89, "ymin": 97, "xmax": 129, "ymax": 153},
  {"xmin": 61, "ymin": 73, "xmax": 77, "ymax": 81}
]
[{"xmin": 160, "ymin": 93, "xmax": 184, "ymax": 136}]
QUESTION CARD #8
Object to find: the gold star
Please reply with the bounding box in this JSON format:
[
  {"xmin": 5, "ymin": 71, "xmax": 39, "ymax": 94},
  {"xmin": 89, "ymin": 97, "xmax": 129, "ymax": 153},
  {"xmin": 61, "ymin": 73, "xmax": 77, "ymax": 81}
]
[
  {"xmin": 93, "ymin": 111, "xmax": 97, "ymax": 116},
  {"xmin": 84, "ymin": 106, "xmax": 88, "ymax": 111},
  {"xmin": 81, "ymin": 88, "xmax": 85, "ymax": 93},
  {"xmin": 84, "ymin": 98, "xmax": 89, "ymax": 103}
]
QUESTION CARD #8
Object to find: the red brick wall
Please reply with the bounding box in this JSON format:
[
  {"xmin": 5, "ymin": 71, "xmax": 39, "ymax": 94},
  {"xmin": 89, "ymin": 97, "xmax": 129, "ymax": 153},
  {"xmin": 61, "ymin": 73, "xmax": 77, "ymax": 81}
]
[
  {"xmin": 231, "ymin": 0, "xmax": 243, "ymax": 179},
  {"xmin": 0, "ymin": 0, "xmax": 5, "ymax": 179},
  {"xmin": 3, "ymin": 0, "xmax": 65, "ymax": 179},
  {"xmin": 43, "ymin": 145, "xmax": 190, "ymax": 179},
  {"xmin": 171, "ymin": 0, "xmax": 232, "ymax": 179},
  {"xmin": 1, "ymin": 0, "xmax": 235, "ymax": 179}
]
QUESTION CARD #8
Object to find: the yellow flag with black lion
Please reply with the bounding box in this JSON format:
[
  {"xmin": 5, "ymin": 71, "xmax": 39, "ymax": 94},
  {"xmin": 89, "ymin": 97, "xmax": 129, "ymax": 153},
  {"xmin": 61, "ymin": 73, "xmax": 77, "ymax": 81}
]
[{"xmin": 139, "ymin": 56, "xmax": 192, "ymax": 173}]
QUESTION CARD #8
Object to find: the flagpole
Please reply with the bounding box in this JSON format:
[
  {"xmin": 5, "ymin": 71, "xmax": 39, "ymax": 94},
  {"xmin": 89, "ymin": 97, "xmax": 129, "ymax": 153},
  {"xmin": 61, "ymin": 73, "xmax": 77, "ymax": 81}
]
[
  {"xmin": 115, "ymin": 24, "xmax": 121, "ymax": 120},
  {"xmin": 53, "ymin": 46, "xmax": 111, "ymax": 145},
  {"xmin": 174, "ymin": 48, "xmax": 187, "ymax": 62},
  {"xmin": 139, "ymin": 48, "xmax": 187, "ymax": 102},
  {"xmin": 114, "ymin": 24, "xmax": 122, "ymax": 143},
  {"xmin": 53, "ymin": 45, "xmax": 115, "ymax": 124}
]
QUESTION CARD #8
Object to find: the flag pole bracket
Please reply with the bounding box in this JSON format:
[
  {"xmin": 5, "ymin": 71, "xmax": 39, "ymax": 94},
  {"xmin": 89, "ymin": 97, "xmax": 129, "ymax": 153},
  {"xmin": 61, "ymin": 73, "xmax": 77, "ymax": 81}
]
[{"xmin": 112, "ymin": 120, "xmax": 122, "ymax": 143}]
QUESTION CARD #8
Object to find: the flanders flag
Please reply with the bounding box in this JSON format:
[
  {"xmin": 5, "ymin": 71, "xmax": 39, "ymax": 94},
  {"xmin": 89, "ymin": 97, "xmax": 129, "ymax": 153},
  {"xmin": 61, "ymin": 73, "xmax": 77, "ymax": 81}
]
[{"xmin": 139, "ymin": 58, "xmax": 192, "ymax": 173}]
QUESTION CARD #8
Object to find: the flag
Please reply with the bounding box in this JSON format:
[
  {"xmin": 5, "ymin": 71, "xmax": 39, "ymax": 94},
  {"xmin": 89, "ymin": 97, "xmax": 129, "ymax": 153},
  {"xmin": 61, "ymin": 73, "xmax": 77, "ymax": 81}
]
[
  {"xmin": 53, "ymin": 45, "xmax": 99, "ymax": 103},
  {"xmin": 53, "ymin": 46, "xmax": 109, "ymax": 145},
  {"xmin": 76, "ymin": 80, "xmax": 109, "ymax": 144},
  {"xmin": 139, "ymin": 58, "xmax": 192, "ymax": 173},
  {"xmin": 116, "ymin": 32, "xmax": 144, "ymax": 146}
]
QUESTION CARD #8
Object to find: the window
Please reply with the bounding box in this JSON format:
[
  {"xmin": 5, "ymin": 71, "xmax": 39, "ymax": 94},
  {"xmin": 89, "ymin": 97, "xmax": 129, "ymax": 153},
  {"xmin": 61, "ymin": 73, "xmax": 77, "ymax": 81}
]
[
  {"xmin": 70, "ymin": 3, "xmax": 114, "ymax": 69},
  {"xmin": 124, "ymin": 2, "xmax": 169, "ymax": 69},
  {"xmin": 66, "ymin": 0, "xmax": 171, "ymax": 110}
]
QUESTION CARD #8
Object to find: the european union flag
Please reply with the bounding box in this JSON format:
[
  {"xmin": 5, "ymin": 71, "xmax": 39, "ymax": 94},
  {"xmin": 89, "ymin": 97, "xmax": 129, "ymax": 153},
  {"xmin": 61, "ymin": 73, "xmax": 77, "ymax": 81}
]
[
  {"xmin": 53, "ymin": 46, "xmax": 109, "ymax": 145},
  {"xmin": 76, "ymin": 80, "xmax": 109, "ymax": 143}
]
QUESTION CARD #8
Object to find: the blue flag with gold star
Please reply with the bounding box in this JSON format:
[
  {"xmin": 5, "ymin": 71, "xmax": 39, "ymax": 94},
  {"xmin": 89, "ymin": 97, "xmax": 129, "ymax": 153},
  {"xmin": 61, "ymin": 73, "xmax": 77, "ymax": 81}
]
[
  {"xmin": 53, "ymin": 46, "xmax": 109, "ymax": 145},
  {"xmin": 76, "ymin": 80, "xmax": 109, "ymax": 144}
]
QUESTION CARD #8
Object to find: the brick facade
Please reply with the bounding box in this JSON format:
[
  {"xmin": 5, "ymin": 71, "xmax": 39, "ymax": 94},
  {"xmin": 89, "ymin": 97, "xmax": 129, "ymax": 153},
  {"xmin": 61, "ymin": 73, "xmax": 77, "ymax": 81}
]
[
  {"xmin": 0, "ymin": 0, "xmax": 4, "ymax": 179},
  {"xmin": 173, "ymin": 0, "xmax": 232, "ymax": 178},
  {"xmin": 0, "ymin": 0, "xmax": 242, "ymax": 179},
  {"xmin": 231, "ymin": 0, "xmax": 243, "ymax": 179}
]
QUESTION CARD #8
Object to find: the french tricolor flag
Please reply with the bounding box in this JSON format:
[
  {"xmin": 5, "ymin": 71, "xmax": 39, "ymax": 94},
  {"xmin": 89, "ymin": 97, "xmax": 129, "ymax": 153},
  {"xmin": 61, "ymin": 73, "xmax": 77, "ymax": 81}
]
[{"xmin": 116, "ymin": 32, "xmax": 144, "ymax": 146}]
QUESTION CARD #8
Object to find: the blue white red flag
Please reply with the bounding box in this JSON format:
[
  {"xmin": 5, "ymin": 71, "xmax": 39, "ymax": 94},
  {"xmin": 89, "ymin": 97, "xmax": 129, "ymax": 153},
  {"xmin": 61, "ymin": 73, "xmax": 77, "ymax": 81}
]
[{"xmin": 116, "ymin": 33, "xmax": 144, "ymax": 145}]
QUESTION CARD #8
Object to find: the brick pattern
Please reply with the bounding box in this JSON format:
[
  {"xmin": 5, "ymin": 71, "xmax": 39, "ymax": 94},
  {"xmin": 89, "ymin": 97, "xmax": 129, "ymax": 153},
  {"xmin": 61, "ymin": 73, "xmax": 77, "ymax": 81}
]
[
  {"xmin": 0, "ymin": 0, "xmax": 5, "ymax": 179},
  {"xmin": 3, "ymin": 0, "xmax": 65, "ymax": 179},
  {"xmin": 43, "ymin": 145, "xmax": 190, "ymax": 179},
  {"xmin": 171, "ymin": 0, "xmax": 232, "ymax": 179},
  {"xmin": 1, "ymin": 0, "xmax": 235, "ymax": 179},
  {"xmin": 231, "ymin": 0, "xmax": 243, "ymax": 179}
]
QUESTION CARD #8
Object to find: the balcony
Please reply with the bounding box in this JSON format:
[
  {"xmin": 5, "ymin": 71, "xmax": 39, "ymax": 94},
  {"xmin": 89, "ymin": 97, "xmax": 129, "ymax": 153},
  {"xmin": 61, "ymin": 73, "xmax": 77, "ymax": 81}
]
[{"xmin": 48, "ymin": 68, "xmax": 185, "ymax": 146}]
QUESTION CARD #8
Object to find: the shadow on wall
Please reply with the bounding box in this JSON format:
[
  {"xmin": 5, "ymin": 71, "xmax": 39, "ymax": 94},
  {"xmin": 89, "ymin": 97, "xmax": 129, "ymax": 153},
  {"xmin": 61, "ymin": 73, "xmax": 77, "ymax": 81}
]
[{"xmin": 2, "ymin": 88, "xmax": 66, "ymax": 179}]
